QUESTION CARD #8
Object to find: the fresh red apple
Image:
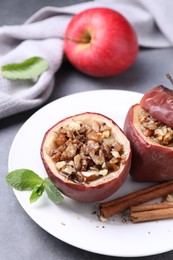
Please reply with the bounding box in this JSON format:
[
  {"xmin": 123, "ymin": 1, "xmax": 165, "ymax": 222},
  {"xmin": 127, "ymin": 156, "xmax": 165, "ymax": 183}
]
[
  {"xmin": 64, "ymin": 7, "xmax": 138, "ymax": 78},
  {"xmin": 124, "ymin": 84, "xmax": 173, "ymax": 182},
  {"xmin": 41, "ymin": 112, "xmax": 131, "ymax": 202}
]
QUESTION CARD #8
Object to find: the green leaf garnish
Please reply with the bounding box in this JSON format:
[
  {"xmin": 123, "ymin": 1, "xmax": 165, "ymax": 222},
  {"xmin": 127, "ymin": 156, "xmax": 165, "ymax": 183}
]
[
  {"xmin": 1, "ymin": 56, "xmax": 48, "ymax": 80},
  {"xmin": 43, "ymin": 178, "xmax": 64, "ymax": 205},
  {"xmin": 6, "ymin": 169, "xmax": 43, "ymax": 190},
  {"xmin": 30, "ymin": 183, "xmax": 44, "ymax": 203},
  {"xmin": 6, "ymin": 169, "xmax": 64, "ymax": 205}
]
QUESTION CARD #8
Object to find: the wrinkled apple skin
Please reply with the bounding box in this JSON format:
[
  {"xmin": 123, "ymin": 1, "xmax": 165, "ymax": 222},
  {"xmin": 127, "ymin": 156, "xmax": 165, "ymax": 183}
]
[
  {"xmin": 140, "ymin": 85, "xmax": 173, "ymax": 128},
  {"xmin": 124, "ymin": 104, "xmax": 173, "ymax": 182},
  {"xmin": 41, "ymin": 112, "xmax": 131, "ymax": 202},
  {"xmin": 64, "ymin": 8, "xmax": 138, "ymax": 78}
]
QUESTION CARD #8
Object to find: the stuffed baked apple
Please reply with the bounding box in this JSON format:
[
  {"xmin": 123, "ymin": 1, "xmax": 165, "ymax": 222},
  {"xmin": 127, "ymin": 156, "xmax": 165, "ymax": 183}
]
[
  {"xmin": 124, "ymin": 82, "xmax": 173, "ymax": 182},
  {"xmin": 41, "ymin": 112, "xmax": 131, "ymax": 202}
]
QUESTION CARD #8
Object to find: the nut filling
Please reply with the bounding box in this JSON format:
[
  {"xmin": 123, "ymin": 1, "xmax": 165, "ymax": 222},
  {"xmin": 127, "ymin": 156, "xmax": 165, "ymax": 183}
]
[
  {"xmin": 47, "ymin": 120, "xmax": 126, "ymax": 184},
  {"xmin": 139, "ymin": 109, "xmax": 173, "ymax": 146}
]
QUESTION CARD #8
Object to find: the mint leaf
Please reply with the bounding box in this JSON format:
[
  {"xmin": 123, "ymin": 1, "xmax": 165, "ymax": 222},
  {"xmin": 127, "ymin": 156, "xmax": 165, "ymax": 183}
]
[
  {"xmin": 1, "ymin": 56, "xmax": 48, "ymax": 80},
  {"xmin": 6, "ymin": 169, "xmax": 43, "ymax": 190},
  {"xmin": 6, "ymin": 169, "xmax": 64, "ymax": 206},
  {"xmin": 30, "ymin": 184, "xmax": 44, "ymax": 203},
  {"xmin": 43, "ymin": 178, "xmax": 64, "ymax": 205}
]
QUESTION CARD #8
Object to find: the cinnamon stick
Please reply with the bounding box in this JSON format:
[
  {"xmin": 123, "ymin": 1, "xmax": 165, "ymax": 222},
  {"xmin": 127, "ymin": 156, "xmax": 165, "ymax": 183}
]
[
  {"xmin": 99, "ymin": 180, "xmax": 173, "ymax": 218},
  {"xmin": 131, "ymin": 202, "xmax": 173, "ymax": 223}
]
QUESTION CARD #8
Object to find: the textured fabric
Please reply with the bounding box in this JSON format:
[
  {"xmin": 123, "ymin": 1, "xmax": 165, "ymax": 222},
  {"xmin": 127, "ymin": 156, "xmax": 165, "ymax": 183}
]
[{"xmin": 0, "ymin": 0, "xmax": 172, "ymax": 119}]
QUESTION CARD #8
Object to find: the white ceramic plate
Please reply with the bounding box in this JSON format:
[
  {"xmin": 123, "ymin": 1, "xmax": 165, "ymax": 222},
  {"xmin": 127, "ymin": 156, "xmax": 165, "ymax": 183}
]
[{"xmin": 8, "ymin": 90, "xmax": 173, "ymax": 257}]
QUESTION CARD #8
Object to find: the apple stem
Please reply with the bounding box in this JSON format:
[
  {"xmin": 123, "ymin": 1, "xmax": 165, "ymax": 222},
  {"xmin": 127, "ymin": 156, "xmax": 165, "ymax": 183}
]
[{"xmin": 166, "ymin": 74, "xmax": 173, "ymax": 86}]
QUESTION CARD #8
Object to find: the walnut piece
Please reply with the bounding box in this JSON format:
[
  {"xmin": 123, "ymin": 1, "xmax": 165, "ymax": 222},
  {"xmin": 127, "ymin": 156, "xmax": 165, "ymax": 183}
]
[{"xmin": 139, "ymin": 110, "xmax": 173, "ymax": 146}]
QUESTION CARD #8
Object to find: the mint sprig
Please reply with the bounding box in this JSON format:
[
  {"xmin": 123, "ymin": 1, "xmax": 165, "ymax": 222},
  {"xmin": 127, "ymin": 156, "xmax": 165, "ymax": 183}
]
[
  {"xmin": 43, "ymin": 178, "xmax": 63, "ymax": 205},
  {"xmin": 1, "ymin": 56, "xmax": 48, "ymax": 80},
  {"xmin": 6, "ymin": 169, "xmax": 64, "ymax": 205}
]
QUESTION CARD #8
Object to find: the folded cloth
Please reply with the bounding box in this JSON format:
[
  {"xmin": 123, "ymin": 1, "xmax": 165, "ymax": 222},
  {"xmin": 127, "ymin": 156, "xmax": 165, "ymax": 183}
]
[{"xmin": 0, "ymin": 0, "xmax": 173, "ymax": 119}]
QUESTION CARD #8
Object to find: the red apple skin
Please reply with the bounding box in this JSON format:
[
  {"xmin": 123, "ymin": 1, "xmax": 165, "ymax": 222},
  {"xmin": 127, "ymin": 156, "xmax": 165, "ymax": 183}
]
[
  {"xmin": 140, "ymin": 85, "xmax": 173, "ymax": 128},
  {"xmin": 41, "ymin": 112, "xmax": 131, "ymax": 202},
  {"xmin": 64, "ymin": 8, "xmax": 138, "ymax": 78},
  {"xmin": 124, "ymin": 104, "xmax": 173, "ymax": 182}
]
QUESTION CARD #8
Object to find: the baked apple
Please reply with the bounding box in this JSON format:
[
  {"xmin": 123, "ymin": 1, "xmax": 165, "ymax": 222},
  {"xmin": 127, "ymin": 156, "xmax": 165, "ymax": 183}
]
[
  {"xmin": 124, "ymin": 85, "xmax": 173, "ymax": 182},
  {"xmin": 41, "ymin": 112, "xmax": 131, "ymax": 202},
  {"xmin": 140, "ymin": 85, "xmax": 173, "ymax": 128}
]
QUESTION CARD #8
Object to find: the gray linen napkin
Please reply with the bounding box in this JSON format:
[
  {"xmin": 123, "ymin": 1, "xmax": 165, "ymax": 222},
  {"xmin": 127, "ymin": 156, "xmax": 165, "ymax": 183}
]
[{"xmin": 0, "ymin": 0, "xmax": 173, "ymax": 119}]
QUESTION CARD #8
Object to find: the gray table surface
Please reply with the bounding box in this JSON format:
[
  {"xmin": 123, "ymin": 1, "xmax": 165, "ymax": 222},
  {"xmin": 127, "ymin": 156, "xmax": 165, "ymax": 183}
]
[{"xmin": 1, "ymin": 1, "xmax": 173, "ymax": 259}]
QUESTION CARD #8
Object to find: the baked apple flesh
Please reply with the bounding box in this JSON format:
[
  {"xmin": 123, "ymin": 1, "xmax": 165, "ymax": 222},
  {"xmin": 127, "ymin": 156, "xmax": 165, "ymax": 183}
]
[
  {"xmin": 41, "ymin": 112, "xmax": 131, "ymax": 202},
  {"xmin": 124, "ymin": 104, "xmax": 173, "ymax": 182}
]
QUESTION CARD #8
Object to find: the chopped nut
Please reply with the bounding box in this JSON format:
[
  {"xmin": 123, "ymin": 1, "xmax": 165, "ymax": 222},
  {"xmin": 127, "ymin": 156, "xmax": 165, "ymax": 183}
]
[
  {"xmin": 47, "ymin": 119, "xmax": 126, "ymax": 183},
  {"xmin": 139, "ymin": 110, "xmax": 173, "ymax": 146},
  {"xmin": 81, "ymin": 170, "xmax": 100, "ymax": 182},
  {"xmin": 89, "ymin": 150, "xmax": 105, "ymax": 165},
  {"xmin": 74, "ymin": 154, "xmax": 82, "ymax": 171},
  {"xmin": 143, "ymin": 121, "xmax": 157, "ymax": 131},
  {"xmin": 102, "ymin": 137, "xmax": 115, "ymax": 147},
  {"xmin": 99, "ymin": 169, "xmax": 108, "ymax": 176},
  {"xmin": 165, "ymin": 193, "xmax": 173, "ymax": 202},
  {"xmin": 75, "ymin": 172, "xmax": 84, "ymax": 183},
  {"xmin": 109, "ymin": 157, "xmax": 120, "ymax": 164},
  {"xmin": 113, "ymin": 141, "xmax": 123, "ymax": 153},
  {"xmin": 52, "ymin": 151, "xmax": 61, "ymax": 162},
  {"xmin": 61, "ymin": 143, "xmax": 78, "ymax": 160},
  {"xmin": 102, "ymin": 130, "xmax": 110, "ymax": 138},
  {"xmin": 61, "ymin": 165, "xmax": 75, "ymax": 175},
  {"xmin": 143, "ymin": 129, "xmax": 154, "ymax": 137},
  {"xmin": 111, "ymin": 150, "xmax": 120, "ymax": 159},
  {"xmin": 81, "ymin": 170, "xmax": 99, "ymax": 177},
  {"xmin": 55, "ymin": 132, "xmax": 67, "ymax": 147},
  {"xmin": 87, "ymin": 140, "xmax": 100, "ymax": 150},
  {"xmin": 107, "ymin": 162, "xmax": 120, "ymax": 171},
  {"xmin": 56, "ymin": 161, "xmax": 66, "ymax": 170},
  {"xmin": 57, "ymin": 144, "xmax": 66, "ymax": 153},
  {"xmin": 87, "ymin": 130, "xmax": 103, "ymax": 142}
]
